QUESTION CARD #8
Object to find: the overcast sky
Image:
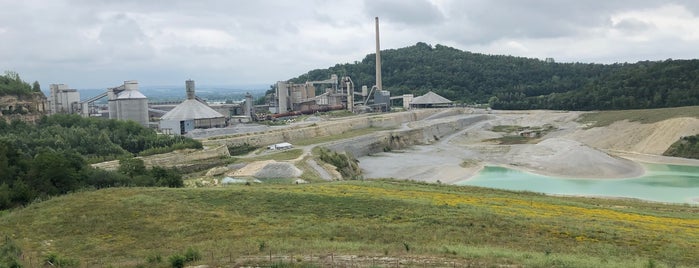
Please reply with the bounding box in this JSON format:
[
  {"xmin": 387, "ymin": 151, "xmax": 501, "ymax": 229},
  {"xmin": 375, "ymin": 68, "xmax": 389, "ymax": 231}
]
[{"xmin": 2, "ymin": 0, "xmax": 698, "ymax": 89}]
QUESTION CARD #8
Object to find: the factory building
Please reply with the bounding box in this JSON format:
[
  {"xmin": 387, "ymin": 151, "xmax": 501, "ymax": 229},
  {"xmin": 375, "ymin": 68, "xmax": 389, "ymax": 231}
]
[
  {"xmin": 107, "ymin": 80, "xmax": 149, "ymax": 127},
  {"xmin": 159, "ymin": 80, "xmax": 226, "ymax": 135},
  {"xmin": 48, "ymin": 84, "xmax": 80, "ymax": 114}
]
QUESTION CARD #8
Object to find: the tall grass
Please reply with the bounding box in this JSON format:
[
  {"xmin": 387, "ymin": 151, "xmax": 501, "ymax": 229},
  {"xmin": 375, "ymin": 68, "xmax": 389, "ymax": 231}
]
[{"xmin": 1, "ymin": 181, "xmax": 697, "ymax": 267}]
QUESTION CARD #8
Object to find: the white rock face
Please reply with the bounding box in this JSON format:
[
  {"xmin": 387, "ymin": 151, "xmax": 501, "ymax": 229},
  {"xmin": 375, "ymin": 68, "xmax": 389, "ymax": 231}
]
[{"xmin": 504, "ymin": 138, "xmax": 643, "ymax": 178}]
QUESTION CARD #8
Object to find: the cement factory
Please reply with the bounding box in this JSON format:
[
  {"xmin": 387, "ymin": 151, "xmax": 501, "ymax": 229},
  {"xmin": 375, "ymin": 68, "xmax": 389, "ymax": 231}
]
[{"xmin": 45, "ymin": 17, "xmax": 452, "ymax": 136}]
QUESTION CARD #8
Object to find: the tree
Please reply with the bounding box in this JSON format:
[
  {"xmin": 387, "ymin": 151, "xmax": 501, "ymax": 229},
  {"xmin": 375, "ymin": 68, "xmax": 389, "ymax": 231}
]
[
  {"xmin": 32, "ymin": 81, "xmax": 41, "ymax": 92},
  {"xmin": 27, "ymin": 150, "xmax": 83, "ymax": 196},
  {"xmin": 151, "ymin": 166, "xmax": 184, "ymax": 188},
  {"xmin": 118, "ymin": 157, "xmax": 146, "ymax": 179}
]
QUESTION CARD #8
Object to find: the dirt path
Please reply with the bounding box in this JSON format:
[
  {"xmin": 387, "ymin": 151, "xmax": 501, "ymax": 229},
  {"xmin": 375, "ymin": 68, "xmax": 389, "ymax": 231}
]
[{"xmin": 306, "ymin": 159, "xmax": 334, "ymax": 181}]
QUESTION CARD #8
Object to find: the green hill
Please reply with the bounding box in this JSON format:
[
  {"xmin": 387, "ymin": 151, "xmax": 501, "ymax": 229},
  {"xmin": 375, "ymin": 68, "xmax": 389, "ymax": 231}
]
[
  {"xmin": 1, "ymin": 181, "xmax": 697, "ymax": 267},
  {"xmin": 288, "ymin": 42, "xmax": 699, "ymax": 110}
]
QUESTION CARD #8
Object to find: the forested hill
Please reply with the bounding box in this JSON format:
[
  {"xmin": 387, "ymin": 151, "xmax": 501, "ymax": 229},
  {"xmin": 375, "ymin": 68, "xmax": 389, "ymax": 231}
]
[{"xmin": 288, "ymin": 42, "xmax": 699, "ymax": 110}]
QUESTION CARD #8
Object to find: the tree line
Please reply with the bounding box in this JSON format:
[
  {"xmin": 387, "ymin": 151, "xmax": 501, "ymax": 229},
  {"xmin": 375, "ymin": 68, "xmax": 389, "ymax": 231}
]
[
  {"xmin": 286, "ymin": 42, "xmax": 699, "ymax": 110},
  {"xmin": 0, "ymin": 114, "xmax": 201, "ymax": 209},
  {"xmin": 0, "ymin": 71, "xmax": 40, "ymax": 96}
]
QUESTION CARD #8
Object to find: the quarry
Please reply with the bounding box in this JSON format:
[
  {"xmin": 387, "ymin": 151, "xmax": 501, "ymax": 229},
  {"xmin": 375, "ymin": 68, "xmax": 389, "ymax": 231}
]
[{"xmin": 105, "ymin": 106, "xmax": 699, "ymax": 204}]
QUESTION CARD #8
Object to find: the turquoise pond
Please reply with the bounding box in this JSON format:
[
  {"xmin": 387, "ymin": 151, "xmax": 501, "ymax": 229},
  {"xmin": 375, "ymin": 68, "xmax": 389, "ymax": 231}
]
[{"xmin": 456, "ymin": 163, "xmax": 699, "ymax": 204}]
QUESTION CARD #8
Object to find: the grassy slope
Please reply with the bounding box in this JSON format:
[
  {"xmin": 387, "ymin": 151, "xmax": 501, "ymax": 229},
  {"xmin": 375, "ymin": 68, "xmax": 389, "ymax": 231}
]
[
  {"xmin": 579, "ymin": 105, "xmax": 699, "ymax": 127},
  {"xmin": 1, "ymin": 181, "xmax": 697, "ymax": 267}
]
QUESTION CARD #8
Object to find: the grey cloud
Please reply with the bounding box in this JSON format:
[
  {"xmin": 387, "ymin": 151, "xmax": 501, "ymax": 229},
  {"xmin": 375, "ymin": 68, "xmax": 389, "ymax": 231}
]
[
  {"xmin": 363, "ymin": 0, "xmax": 445, "ymax": 26},
  {"xmin": 440, "ymin": 0, "xmax": 669, "ymax": 43},
  {"xmin": 2, "ymin": 0, "xmax": 699, "ymax": 88},
  {"xmin": 612, "ymin": 18, "xmax": 653, "ymax": 34}
]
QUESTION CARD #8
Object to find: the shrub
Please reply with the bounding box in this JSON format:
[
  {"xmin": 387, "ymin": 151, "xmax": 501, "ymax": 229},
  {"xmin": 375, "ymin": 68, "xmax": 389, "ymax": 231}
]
[
  {"xmin": 168, "ymin": 254, "xmax": 186, "ymax": 268},
  {"xmin": 228, "ymin": 143, "xmax": 258, "ymax": 156}
]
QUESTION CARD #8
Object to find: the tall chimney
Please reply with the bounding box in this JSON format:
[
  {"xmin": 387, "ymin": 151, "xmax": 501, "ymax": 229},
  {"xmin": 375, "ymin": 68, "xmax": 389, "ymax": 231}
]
[
  {"xmin": 375, "ymin": 17, "xmax": 382, "ymax": 92},
  {"xmin": 185, "ymin": 79, "xmax": 195, "ymax": 100}
]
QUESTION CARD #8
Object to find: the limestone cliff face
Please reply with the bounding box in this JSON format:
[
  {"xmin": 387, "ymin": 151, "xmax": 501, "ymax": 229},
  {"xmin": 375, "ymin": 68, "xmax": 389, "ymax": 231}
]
[{"xmin": 0, "ymin": 92, "xmax": 48, "ymax": 123}]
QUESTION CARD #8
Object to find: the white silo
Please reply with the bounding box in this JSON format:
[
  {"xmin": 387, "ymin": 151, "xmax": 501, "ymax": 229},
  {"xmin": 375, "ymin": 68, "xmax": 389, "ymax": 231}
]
[
  {"xmin": 186, "ymin": 79, "xmax": 196, "ymax": 100},
  {"xmin": 109, "ymin": 80, "xmax": 149, "ymax": 127}
]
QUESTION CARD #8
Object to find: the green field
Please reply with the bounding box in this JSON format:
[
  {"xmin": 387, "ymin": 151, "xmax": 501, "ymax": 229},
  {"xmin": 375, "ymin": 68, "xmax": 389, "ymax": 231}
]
[{"xmin": 1, "ymin": 181, "xmax": 697, "ymax": 267}]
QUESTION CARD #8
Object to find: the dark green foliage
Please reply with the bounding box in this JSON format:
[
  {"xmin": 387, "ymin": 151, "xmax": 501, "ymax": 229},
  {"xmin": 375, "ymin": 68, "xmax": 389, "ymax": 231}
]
[
  {"xmin": 168, "ymin": 248, "xmax": 200, "ymax": 268},
  {"xmin": 151, "ymin": 166, "xmax": 184, "ymax": 188},
  {"xmin": 118, "ymin": 158, "xmax": 147, "ymax": 179},
  {"xmin": 287, "ymin": 43, "xmax": 699, "ymax": 110},
  {"xmin": 664, "ymin": 135, "xmax": 699, "ymax": 159},
  {"xmin": 168, "ymin": 254, "xmax": 185, "ymax": 268},
  {"xmin": 35, "ymin": 114, "xmax": 201, "ymax": 158},
  {"xmin": 318, "ymin": 148, "xmax": 361, "ymax": 179},
  {"xmin": 0, "ymin": 112, "xmax": 197, "ymax": 209},
  {"xmin": 82, "ymin": 168, "xmax": 130, "ymax": 189},
  {"xmin": 228, "ymin": 142, "xmax": 258, "ymax": 156},
  {"xmin": 117, "ymin": 158, "xmax": 183, "ymax": 188},
  {"xmin": 0, "ymin": 71, "xmax": 35, "ymax": 96}
]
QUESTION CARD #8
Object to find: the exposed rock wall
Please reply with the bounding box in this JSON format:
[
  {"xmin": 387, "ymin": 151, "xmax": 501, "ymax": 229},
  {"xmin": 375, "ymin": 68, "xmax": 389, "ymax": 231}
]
[
  {"xmin": 324, "ymin": 114, "xmax": 492, "ymax": 157},
  {"xmin": 204, "ymin": 109, "xmax": 449, "ymax": 148},
  {"xmin": 0, "ymin": 92, "xmax": 48, "ymax": 123},
  {"xmin": 92, "ymin": 145, "xmax": 231, "ymax": 170}
]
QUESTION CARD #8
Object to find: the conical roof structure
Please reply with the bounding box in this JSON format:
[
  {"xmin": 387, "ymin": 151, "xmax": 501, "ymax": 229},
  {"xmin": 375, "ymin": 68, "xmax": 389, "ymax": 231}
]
[
  {"xmin": 160, "ymin": 80, "xmax": 224, "ymax": 120},
  {"xmin": 410, "ymin": 91, "xmax": 452, "ymax": 105},
  {"xmin": 160, "ymin": 99, "xmax": 223, "ymax": 120}
]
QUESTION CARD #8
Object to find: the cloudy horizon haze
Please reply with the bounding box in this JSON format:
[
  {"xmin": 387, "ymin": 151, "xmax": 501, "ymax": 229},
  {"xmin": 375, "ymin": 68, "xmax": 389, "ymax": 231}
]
[{"xmin": 2, "ymin": 0, "xmax": 698, "ymax": 89}]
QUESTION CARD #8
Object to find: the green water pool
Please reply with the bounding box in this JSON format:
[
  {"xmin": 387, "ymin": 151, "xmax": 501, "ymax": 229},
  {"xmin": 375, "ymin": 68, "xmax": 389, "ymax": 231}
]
[{"xmin": 456, "ymin": 163, "xmax": 699, "ymax": 204}]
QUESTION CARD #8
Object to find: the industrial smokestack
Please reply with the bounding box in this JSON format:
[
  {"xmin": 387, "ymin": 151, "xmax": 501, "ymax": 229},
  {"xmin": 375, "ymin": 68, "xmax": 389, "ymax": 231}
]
[
  {"xmin": 185, "ymin": 79, "xmax": 195, "ymax": 100},
  {"xmin": 375, "ymin": 17, "xmax": 382, "ymax": 92}
]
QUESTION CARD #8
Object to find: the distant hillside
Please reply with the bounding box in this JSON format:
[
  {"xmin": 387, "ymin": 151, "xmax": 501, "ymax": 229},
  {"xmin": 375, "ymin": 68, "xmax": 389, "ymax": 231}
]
[{"xmin": 288, "ymin": 42, "xmax": 699, "ymax": 110}]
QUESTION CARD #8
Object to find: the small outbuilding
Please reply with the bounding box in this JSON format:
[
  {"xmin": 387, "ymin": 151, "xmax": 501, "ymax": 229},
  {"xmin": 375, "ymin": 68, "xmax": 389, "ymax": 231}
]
[{"xmin": 268, "ymin": 142, "xmax": 293, "ymax": 150}]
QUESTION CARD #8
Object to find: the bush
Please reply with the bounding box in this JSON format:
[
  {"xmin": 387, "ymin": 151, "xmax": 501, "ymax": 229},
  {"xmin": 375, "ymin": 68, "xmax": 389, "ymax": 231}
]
[
  {"xmin": 151, "ymin": 166, "xmax": 184, "ymax": 188},
  {"xmin": 168, "ymin": 254, "xmax": 186, "ymax": 268},
  {"xmin": 228, "ymin": 143, "xmax": 258, "ymax": 156},
  {"xmin": 168, "ymin": 248, "xmax": 200, "ymax": 268}
]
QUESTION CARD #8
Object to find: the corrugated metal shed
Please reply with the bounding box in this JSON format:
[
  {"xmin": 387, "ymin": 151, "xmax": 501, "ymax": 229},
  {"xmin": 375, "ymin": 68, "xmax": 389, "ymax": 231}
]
[
  {"xmin": 160, "ymin": 99, "xmax": 224, "ymax": 120},
  {"xmin": 410, "ymin": 91, "xmax": 452, "ymax": 105}
]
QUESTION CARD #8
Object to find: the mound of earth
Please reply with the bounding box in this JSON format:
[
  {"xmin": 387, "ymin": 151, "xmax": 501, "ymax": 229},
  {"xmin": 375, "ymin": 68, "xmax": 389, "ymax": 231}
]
[
  {"xmin": 504, "ymin": 138, "xmax": 644, "ymax": 178},
  {"xmin": 254, "ymin": 162, "xmax": 302, "ymax": 179},
  {"xmin": 566, "ymin": 117, "xmax": 699, "ymax": 155},
  {"xmin": 228, "ymin": 160, "xmax": 302, "ymax": 179}
]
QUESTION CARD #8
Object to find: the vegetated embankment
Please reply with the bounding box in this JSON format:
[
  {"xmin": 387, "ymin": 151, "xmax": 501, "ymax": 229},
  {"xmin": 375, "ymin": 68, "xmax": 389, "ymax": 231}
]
[{"xmin": 1, "ymin": 181, "xmax": 697, "ymax": 267}]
